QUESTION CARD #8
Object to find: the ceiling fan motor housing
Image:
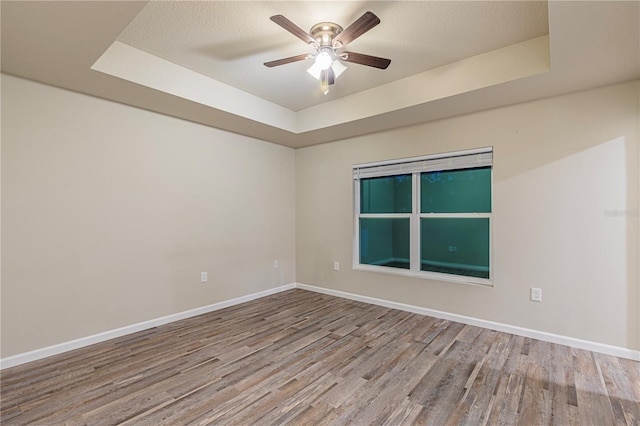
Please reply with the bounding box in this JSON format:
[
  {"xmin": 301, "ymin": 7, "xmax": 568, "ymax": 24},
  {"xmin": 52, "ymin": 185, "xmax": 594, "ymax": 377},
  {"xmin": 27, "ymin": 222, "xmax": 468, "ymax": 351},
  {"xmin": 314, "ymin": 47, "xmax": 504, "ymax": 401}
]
[{"xmin": 310, "ymin": 22, "xmax": 343, "ymax": 47}]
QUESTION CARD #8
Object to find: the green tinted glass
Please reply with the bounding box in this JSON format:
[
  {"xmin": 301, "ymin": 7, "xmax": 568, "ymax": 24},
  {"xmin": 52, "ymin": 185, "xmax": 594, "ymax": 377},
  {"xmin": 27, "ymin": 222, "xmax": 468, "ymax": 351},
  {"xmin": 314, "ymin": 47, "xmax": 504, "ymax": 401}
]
[
  {"xmin": 360, "ymin": 218, "xmax": 410, "ymax": 269},
  {"xmin": 421, "ymin": 167, "xmax": 491, "ymax": 213},
  {"xmin": 360, "ymin": 174, "xmax": 412, "ymax": 214},
  {"xmin": 420, "ymin": 218, "xmax": 489, "ymax": 279}
]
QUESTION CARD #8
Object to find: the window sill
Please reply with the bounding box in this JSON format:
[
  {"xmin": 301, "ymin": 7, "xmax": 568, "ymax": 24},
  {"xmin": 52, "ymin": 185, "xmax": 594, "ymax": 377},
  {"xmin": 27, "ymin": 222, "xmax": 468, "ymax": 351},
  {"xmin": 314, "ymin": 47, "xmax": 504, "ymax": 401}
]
[{"xmin": 353, "ymin": 263, "xmax": 493, "ymax": 287}]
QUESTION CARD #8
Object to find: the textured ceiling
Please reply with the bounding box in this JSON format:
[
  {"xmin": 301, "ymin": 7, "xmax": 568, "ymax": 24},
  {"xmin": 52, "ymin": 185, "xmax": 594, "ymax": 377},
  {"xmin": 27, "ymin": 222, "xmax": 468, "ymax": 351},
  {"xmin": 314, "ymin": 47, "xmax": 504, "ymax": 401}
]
[
  {"xmin": 117, "ymin": 1, "xmax": 549, "ymax": 111},
  {"xmin": 1, "ymin": 1, "xmax": 638, "ymax": 148}
]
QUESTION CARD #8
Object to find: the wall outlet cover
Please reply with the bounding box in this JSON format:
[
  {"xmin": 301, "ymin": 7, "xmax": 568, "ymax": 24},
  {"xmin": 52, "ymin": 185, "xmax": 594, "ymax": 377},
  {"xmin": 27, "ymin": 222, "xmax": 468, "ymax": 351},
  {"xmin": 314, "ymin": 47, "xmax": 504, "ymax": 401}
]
[{"xmin": 530, "ymin": 287, "xmax": 542, "ymax": 302}]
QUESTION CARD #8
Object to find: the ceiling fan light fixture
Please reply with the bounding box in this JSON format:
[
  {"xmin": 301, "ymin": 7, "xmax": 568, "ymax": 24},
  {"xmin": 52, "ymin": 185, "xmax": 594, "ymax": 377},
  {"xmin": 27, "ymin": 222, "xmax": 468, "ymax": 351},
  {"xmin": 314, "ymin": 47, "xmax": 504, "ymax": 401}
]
[
  {"xmin": 331, "ymin": 60, "xmax": 347, "ymax": 78},
  {"xmin": 307, "ymin": 61, "xmax": 322, "ymax": 80},
  {"xmin": 321, "ymin": 70, "xmax": 330, "ymax": 95},
  {"xmin": 308, "ymin": 58, "xmax": 346, "ymax": 81},
  {"xmin": 315, "ymin": 50, "xmax": 333, "ymax": 70}
]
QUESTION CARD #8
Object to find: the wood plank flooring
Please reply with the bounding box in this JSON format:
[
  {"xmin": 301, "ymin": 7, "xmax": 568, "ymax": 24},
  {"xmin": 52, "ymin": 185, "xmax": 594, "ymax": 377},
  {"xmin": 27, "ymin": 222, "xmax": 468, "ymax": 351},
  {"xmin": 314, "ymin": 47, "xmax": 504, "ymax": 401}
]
[{"xmin": 1, "ymin": 289, "xmax": 639, "ymax": 425}]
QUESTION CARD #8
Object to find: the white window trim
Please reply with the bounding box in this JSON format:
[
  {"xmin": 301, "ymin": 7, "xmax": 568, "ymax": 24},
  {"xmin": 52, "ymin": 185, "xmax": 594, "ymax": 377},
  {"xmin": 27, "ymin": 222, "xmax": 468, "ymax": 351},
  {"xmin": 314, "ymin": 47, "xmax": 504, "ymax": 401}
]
[{"xmin": 353, "ymin": 147, "xmax": 493, "ymax": 287}]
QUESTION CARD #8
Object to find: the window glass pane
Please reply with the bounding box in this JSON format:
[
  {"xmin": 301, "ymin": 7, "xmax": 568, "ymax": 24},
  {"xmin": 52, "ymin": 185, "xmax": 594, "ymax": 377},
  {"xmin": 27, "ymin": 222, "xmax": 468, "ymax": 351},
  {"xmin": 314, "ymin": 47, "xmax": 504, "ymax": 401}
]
[
  {"xmin": 360, "ymin": 174, "xmax": 412, "ymax": 214},
  {"xmin": 421, "ymin": 167, "xmax": 491, "ymax": 213},
  {"xmin": 421, "ymin": 218, "xmax": 489, "ymax": 279},
  {"xmin": 360, "ymin": 218, "xmax": 410, "ymax": 269}
]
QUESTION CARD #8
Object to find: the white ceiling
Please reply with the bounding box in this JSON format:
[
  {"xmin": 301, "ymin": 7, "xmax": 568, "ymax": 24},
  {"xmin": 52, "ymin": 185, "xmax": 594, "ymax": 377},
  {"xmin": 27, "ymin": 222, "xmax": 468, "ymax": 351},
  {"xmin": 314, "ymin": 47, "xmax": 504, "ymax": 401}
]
[{"xmin": 1, "ymin": 1, "xmax": 638, "ymax": 148}]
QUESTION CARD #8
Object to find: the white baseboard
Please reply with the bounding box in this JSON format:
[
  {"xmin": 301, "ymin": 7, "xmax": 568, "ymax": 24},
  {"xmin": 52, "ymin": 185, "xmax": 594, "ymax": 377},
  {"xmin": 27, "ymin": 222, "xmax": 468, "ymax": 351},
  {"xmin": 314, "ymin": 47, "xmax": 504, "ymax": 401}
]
[
  {"xmin": 3, "ymin": 281, "xmax": 638, "ymax": 369},
  {"xmin": 0, "ymin": 283, "xmax": 296, "ymax": 370},
  {"xmin": 295, "ymin": 283, "xmax": 640, "ymax": 361}
]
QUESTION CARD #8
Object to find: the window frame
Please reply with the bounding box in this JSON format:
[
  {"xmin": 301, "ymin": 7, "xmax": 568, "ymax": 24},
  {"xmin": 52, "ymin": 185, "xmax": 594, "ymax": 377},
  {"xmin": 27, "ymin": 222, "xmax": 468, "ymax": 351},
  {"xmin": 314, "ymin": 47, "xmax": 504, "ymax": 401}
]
[{"xmin": 353, "ymin": 147, "xmax": 493, "ymax": 286}]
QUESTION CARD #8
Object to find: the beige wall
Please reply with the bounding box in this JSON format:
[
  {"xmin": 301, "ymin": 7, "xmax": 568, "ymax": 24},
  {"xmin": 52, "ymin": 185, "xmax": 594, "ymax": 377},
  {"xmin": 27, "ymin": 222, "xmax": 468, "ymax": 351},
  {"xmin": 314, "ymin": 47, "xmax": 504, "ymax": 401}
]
[
  {"xmin": 2, "ymin": 74, "xmax": 639, "ymax": 359},
  {"xmin": 296, "ymin": 80, "xmax": 640, "ymax": 351},
  {"xmin": 1, "ymin": 75, "xmax": 296, "ymax": 357}
]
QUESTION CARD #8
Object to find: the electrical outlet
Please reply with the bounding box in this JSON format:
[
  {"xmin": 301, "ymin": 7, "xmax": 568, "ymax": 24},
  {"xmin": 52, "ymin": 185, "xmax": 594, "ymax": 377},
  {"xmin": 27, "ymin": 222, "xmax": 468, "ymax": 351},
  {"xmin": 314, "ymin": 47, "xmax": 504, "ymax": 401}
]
[
  {"xmin": 530, "ymin": 287, "xmax": 542, "ymax": 302},
  {"xmin": 274, "ymin": 260, "xmax": 279, "ymax": 269},
  {"xmin": 334, "ymin": 261, "xmax": 340, "ymax": 271},
  {"xmin": 201, "ymin": 272, "xmax": 208, "ymax": 283}
]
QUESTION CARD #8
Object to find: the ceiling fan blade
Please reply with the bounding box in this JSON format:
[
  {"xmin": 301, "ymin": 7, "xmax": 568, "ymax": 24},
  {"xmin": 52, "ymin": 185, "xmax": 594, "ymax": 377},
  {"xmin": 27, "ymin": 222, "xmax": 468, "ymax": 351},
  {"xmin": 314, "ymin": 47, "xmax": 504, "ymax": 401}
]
[
  {"xmin": 264, "ymin": 53, "xmax": 310, "ymax": 68},
  {"xmin": 270, "ymin": 15, "xmax": 318, "ymax": 48},
  {"xmin": 342, "ymin": 51, "xmax": 391, "ymax": 69},
  {"xmin": 332, "ymin": 11, "xmax": 380, "ymax": 47}
]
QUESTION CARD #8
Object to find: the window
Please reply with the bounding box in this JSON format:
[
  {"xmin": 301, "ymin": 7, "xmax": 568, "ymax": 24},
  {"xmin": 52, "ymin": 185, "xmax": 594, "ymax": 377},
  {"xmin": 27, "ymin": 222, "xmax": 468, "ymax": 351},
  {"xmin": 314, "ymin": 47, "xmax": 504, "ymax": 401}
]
[{"xmin": 353, "ymin": 147, "xmax": 493, "ymax": 285}]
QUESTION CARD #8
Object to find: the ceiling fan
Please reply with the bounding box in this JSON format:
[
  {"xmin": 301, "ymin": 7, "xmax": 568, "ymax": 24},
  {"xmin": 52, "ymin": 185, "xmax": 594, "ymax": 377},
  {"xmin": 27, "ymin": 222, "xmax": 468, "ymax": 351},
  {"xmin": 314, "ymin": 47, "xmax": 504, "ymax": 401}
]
[{"xmin": 264, "ymin": 11, "xmax": 391, "ymax": 95}]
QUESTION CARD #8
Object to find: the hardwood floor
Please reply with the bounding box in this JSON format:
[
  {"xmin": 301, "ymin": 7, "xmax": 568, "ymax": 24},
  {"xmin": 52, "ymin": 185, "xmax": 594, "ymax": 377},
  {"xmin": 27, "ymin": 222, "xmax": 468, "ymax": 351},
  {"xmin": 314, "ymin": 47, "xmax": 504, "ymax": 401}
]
[{"xmin": 1, "ymin": 289, "xmax": 639, "ymax": 425}]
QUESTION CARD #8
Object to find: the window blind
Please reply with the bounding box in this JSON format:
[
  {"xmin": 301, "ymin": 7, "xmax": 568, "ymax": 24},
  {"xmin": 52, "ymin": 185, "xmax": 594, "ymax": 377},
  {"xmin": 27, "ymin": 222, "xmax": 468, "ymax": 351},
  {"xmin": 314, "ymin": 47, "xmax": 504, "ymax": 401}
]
[{"xmin": 353, "ymin": 147, "xmax": 493, "ymax": 179}]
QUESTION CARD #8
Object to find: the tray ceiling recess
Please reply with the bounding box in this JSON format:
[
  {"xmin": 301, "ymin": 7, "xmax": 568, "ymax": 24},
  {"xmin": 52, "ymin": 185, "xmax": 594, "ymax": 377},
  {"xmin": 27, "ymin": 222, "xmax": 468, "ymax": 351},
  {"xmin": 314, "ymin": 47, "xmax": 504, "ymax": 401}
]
[{"xmin": 92, "ymin": 1, "xmax": 550, "ymax": 136}]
